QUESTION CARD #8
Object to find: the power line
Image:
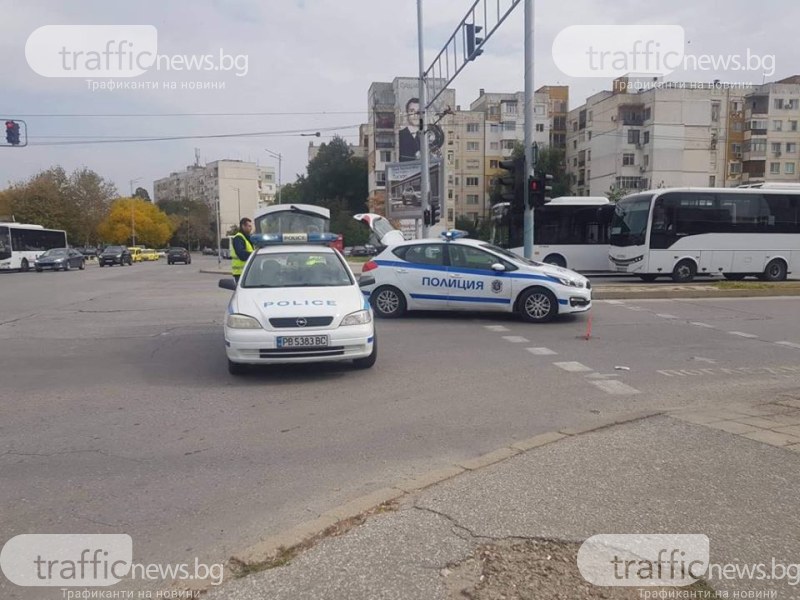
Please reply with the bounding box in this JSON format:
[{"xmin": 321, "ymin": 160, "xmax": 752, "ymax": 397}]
[{"xmin": 14, "ymin": 110, "xmax": 368, "ymax": 118}]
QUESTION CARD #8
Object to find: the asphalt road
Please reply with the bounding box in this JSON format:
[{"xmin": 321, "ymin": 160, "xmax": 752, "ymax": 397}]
[{"xmin": 1, "ymin": 255, "xmax": 799, "ymax": 598}]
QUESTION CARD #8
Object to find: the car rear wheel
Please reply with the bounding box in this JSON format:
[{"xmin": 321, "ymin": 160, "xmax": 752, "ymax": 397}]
[
  {"xmin": 20, "ymin": 258, "xmax": 29, "ymax": 272},
  {"xmin": 79, "ymin": 261, "xmax": 85, "ymax": 270},
  {"xmin": 371, "ymin": 286, "xmax": 406, "ymax": 318},
  {"xmin": 353, "ymin": 336, "xmax": 377, "ymax": 369},
  {"xmin": 518, "ymin": 287, "xmax": 558, "ymax": 323},
  {"xmin": 64, "ymin": 261, "xmax": 70, "ymax": 271}
]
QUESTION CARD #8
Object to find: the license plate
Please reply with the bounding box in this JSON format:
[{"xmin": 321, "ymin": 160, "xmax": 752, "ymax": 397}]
[{"xmin": 277, "ymin": 335, "xmax": 329, "ymax": 348}]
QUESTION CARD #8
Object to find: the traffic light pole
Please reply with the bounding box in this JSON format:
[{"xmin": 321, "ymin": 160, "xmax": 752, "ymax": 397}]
[
  {"xmin": 417, "ymin": 0, "xmax": 431, "ymax": 239},
  {"xmin": 522, "ymin": 0, "xmax": 535, "ymax": 259}
]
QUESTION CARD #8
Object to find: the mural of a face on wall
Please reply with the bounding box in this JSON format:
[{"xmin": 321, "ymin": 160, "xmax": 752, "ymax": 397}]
[{"xmin": 398, "ymin": 97, "xmax": 446, "ymax": 163}]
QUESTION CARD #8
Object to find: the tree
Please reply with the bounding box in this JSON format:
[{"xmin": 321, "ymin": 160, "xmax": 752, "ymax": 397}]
[
  {"xmin": 605, "ymin": 186, "xmax": 626, "ymax": 203},
  {"xmin": 133, "ymin": 187, "xmax": 151, "ymax": 201},
  {"xmin": 534, "ymin": 147, "xmax": 572, "ymax": 198},
  {"xmin": 97, "ymin": 198, "xmax": 174, "ymax": 247},
  {"xmin": 68, "ymin": 168, "xmax": 117, "ymax": 245},
  {"xmin": 304, "ymin": 137, "xmax": 368, "ymax": 215},
  {"xmin": 158, "ymin": 198, "xmax": 213, "ymax": 249}
]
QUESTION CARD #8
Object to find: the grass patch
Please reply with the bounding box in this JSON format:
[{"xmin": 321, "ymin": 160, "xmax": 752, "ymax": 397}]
[
  {"xmin": 347, "ymin": 256, "xmax": 372, "ymax": 264},
  {"xmin": 714, "ymin": 281, "xmax": 775, "ymax": 290}
]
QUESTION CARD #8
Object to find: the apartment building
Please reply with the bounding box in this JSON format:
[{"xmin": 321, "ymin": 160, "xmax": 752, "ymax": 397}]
[
  {"xmin": 566, "ymin": 77, "xmax": 754, "ymax": 196},
  {"xmin": 443, "ymin": 110, "xmax": 486, "ymax": 223},
  {"xmin": 307, "ymin": 141, "xmax": 366, "ymax": 163},
  {"xmin": 154, "ymin": 159, "xmax": 267, "ymax": 235},
  {"xmin": 742, "ymin": 76, "xmax": 800, "ymax": 185}
]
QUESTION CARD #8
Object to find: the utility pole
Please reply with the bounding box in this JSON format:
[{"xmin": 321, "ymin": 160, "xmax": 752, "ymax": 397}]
[
  {"xmin": 417, "ymin": 0, "xmax": 430, "ymax": 238},
  {"xmin": 129, "ymin": 178, "xmax": 141, "ymax": 247},
  {"xmin": 185, "ymin": 207, "xmax": 190, "ymax": 250},
  {"xmin": 265, "ymin": 149, "xmax": 282, "ymax": 204},
  {"xmin": 522, "ymin": 0, "xmax": 535, "ymax": 259},
  {"xmin": 215, "ymin": 197, "xmax": 221, "ymax": 268}
]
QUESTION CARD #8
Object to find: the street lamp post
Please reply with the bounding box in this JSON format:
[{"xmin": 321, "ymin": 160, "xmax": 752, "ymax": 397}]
[
  {"xmin": 185, "ymin": 207, "xmax": 190, "ymax": 250},
  {"xmin": 129, "ymin": 178, "xmax": 141, "ymax": 246},
  {"xmin": 215, "ymin": 197, "xmax": 221, "ymax": 268},
  {"xmin": 264, "ymin": 149, "xmax": 282, "ymax": 204}
]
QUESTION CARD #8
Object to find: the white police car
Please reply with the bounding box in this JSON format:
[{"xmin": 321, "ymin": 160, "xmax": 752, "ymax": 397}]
[
  {"xmin": 359, "ymin": 231, "xmax": 591, "ymax": 323},
  {"xmin": 218, "ymin": 233, "xmax": 376, "ymax": 374}
]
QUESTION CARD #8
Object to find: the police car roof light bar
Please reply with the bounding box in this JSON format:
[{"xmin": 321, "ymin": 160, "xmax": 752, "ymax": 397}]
[
  {"xmin": 440, "ymin": 229, "xmax": 468, "ymax": 241},
  {"xmin": 250, "ymin": 232, "xmax": 339, "ymax": 247}
]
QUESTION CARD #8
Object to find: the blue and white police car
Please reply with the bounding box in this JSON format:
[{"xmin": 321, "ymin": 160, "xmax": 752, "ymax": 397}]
[
  {"xmin": 359, "ymin": 231, "xmax": 592, "ymax": 323},
  {"xmin": 218, "ymin": 233, "xmax": 376, "ymax": 375}
]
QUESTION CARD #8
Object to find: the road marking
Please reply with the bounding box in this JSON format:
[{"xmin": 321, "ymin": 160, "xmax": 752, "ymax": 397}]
[
  {"xmin": 626, "ymin": 306, "xmax": 645, "ymax": 311},
  {"xmin": 729, "ymin": 331, "xmax": 759, "ymax": 339},
  {"xmin": 656, "ymin": 313, "xmax": 678, "ymax": 319},
  {"xmin": 690, "ymin": 322, "xmax": 715, "ymax": 328},
  {"xmin": 526, "ymin": 347, "xmax": 557, "ymax": 356},
  {"xmin": 605, "ymin": 300, "xmax": 624, "ymax": 305},
  {"xmin": 590, "ymin": 380, "xmax": 641, "ymax": 395},
  {"xmin": 658, "ymin": 365, "xmax": 800, "ymax": 377},
  {"xmin": 691, "ymin": 357, "xmax": 717, "ymax": 364},
  {"xmin": 777, "ymin": 341, "xmax": 800, "ymax": 349},
  {"xmin": 553, "ymin": 361, "xmax": 593, "ymax": 373},
  {"xmin": 502, "ymin": 336, "xmax": 529, "ymax": 343},
  {"xmin": 484, "ymin": 325, "xmax": 510, "ymax": 332}
]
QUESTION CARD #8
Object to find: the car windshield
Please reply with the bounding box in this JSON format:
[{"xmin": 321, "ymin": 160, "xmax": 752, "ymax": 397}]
[
  {"xmin": 105, "ymin": 246, "xmax": 123, "ymax": 253},
  {"xmin": 242, "ymin": 251, "xmax": 353, "ymax": 288},
  {"xmin": 479, "ymin": 243, "xmax": 544, "ymax": 267},
  {"xmin": 41, "ymin": 248, "xmax": 67, "ymax": 257},
  {"xmin": 610, "ymin": 194, "xmax": 653, "ymax": 247}
]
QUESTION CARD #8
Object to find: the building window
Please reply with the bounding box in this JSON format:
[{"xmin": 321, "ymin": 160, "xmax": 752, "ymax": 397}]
[
  {"xmin": 489, "ymin": 123, "xmax": 499, "ymax": 132},
  {"xmin": 787, "ymin": 143, "xmax": 797, "ymax": 153},
  {"xmin": 790, "ymin": 120, "xmax": 799, "ymax": 132},
  {"xmin": 788, "ymin": 99, "xmax": 800, "ymax": 110},
  {"xmin": 711, "ymin": 102, "xmax": 721, "ymax": 122},
  {"xmin": 536, "ymin": 124, "xmax": 544, "ymax": 132},
  {"xmin": 786, "ymin": 163, "xmax": 796, "ymax": 175},
  {"xmin": 503, "ymin": 102, "xmax": 518, "ymax": 114},
  {"xmin": 573, "ymin": 158, "xmax": 578, "ymax": 167},
  {"xmin": 448, "ymin": 189, "xmax": 453, "ymax": 199},
  {"xmin": 731, "ymin": 100, "xmax": 742, "ymax": 112},
  {"xmin": 466, "ymin": 194, "xmax": 480, "ymax": 205},
  {"xmin": 732, "ymin": 143, "xmax": 742, "ymax": 155},
  {"xmin": 573, "ymin": 140, "xmax": 578, "ymax": 149},
  {"xmin": 466, "ymin": 177, "xmax": 479, "ymax": 187},
  {"xmin": 447, "ymin": 208, "xmax": 454, "ymax": 221},
  {"xmin": 588, "ymin": 131, "xmax": 592, "ymax": 140},
  {"xmin": 772, "ymin": 142, "xmax": 782, "ymax": 154},
  {"xmin": 535, "ymin": 104, "xmax": 546, "ymax": 115},
  {"xmin": 489, "ymin": 160, "xmax": 499, "ymax": 168},
  {"xmin": 466, "ymin": 141, "xmax": 480, "ymax": 152},
  {"xmin": 644, "ymin": 155, "xmax": 650, "ymax": 167},
  {"xmin": 775, "ymin": 98, "xmax": 784, "ymax": 110},
  {"xmin": 379, "ymin": 150, "xmax": 392, "ymax": 162},
  {"xmin": 503, "ymin": 121, "xmax": 516, "ymax": 131},
  {"xmin": 588, "ymin": 110, "xmax": 593, "ymax": 122},
  {"xmin": 644, "ymin": 107, "xmax": 652, "ymax": 121},
  {"xmin": 616, "ymin": 176, "xmax": 644, "ymax": 189},
  {"xmin": 643, "ymin": 131, "xmax": 650, "ymax": 144},
  {"xmin": 502, "ymin": 140, "xmax": 515, "ymax": 150},
  {"xmin": 466, "ymin": 123, "xmax": 480, "ymax": 133},
  {"xmin": 466, "ymin": 159, "xmax": 480, "ymax": 170},
  {"xmin": 729, "ymin": 163, "xmax": 742, "ymax": 175},
  {"xmin": 709, "ymin": 175, "xmax": 716, "ymax": 187},
  {"xmin": 454, "ymin": 177, "xmax": 460, "ymax": 186},
  {"xmin": 628, "ymin": 130, "xmax": 640, "ymax": 144},
  {"xmin": 770, "ymin": 162, "xmax": 781, "ymax": 174},
  {"xmin": 773, "ymin": 120, "xmax": 783, "ymax": 131},
  {"xmin": 572, "ymin": 121, "xmax": 578, "ymax": 132},
  {"xmin": 587, "ymin": 150, "xmax": 591, "ymax": 161},
  {"xmin": 733, "ymin": 122, "xmax": 743, "ymax": 132},
  {"xmin": 455, "ymin": 159, "xmax": 460, "ymax": 169},
  {"xmin": 623, "ymin": 153, "xmax": 635, "ymax": 166},
  {"xmin": 375, "ymin": 171, "xmax": 386, "ymax": 186},
  {"xmin": 490, "ymin": 141, "xmax": 499, "ymax": 150}
]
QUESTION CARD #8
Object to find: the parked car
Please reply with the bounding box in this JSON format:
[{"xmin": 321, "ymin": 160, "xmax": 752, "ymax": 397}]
[
  {"xmin": 141, "ymin": 248, "xmax": 160, "ymax": 261},
  {"xmin": 130, "ymin": 247, "xmax": 144, "ymax": 262},
  {"xmin": 35, "ymin": 248, "xmax": 86, "ymax": 271},
  {"xmin": 167, "ymin": 247, "xmax": 191, "ymax": 265},
  {"xmin": 351, "ymin": 246, "xmax": 370, "ymax": 257},
  {"xmin": 202, "ymin": 247, "xmax": 217, "ymax": 256},
  {"xmin": 99, "ymin": 246, "xmax": 133, "ymax": 266}
]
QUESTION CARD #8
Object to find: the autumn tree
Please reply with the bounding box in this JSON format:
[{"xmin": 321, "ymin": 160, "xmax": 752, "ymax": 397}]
[{"xmin": 98, "ymin": 198, "xmax": 174, "ymax": 247}]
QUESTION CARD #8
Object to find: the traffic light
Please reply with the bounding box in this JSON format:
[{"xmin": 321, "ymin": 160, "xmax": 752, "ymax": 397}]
[
  {"xmin": 498, "ymin": 157, "xmax": 524, "ymax": 207},
  {"xmin": 430, "ymin": 200, "xmax": 441, "ymax": 226},
  {"xmin": 5, "ymin": 121, "xmax": 20, "ymax": 146},
  {"xmin": 465, "ymin": 23, "xmax": 483, "ymax": 61},
  {"xmin": 528, "ymin": 172, "xmax": 554, "ymax": 208}
]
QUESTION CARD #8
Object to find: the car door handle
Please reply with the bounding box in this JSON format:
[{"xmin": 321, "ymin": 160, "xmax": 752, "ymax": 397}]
[
  {"xmin": 450, "ymin": 273, "xmax": 463, "ymax": 278},
  {"xmin": 395, "ymin": 268, "xmax": 408, "ymax": 274}
]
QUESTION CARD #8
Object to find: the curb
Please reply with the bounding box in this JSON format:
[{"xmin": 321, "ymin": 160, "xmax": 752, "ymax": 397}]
[
  {"xmin": 594, "ymin": 287, "xmax": 800, "ymax": 300},
  {"xmin": 226, "ymin": 410, "xmax": 662, "ymax": 574}
]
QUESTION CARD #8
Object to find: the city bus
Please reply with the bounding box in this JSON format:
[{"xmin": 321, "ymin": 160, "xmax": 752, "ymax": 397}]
[
  {"xmin": 0, "ymin": 223, "xmax": 68, "ymax": 271},
  {"xmin": 252, "ymin": 204, "xmax": 343, "ymax": 251},
  {"xmin": 609, "ymin": 187, "xmax": 800, "ymax": 282},
  {"xmin": 491, "ymin": 197, "xmax": 615, "ymax": 272}
]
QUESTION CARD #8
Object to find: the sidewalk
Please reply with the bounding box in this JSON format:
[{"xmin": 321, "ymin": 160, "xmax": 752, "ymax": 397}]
[{"xmin": 204, "ymin": 397, "xmax": 800, "ymax": 600}]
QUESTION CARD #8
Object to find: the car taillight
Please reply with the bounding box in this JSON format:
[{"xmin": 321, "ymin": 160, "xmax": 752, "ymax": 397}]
[{"xmin": 362, "ymin": 260, "xmax": 378, "ymax": 273}]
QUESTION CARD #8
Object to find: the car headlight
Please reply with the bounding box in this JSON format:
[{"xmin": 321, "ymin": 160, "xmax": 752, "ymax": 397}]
[
  {"xmin": 556, "ymin": 277, "xmax": 580, "ymax": 288},
  {"xmin": 341, "ymin": 309, "xmax": 372, "ymax": 326},
  {"xmin": 226, "ymin": 313, "xmax": 262, "ymax": 329},
  {"xmin": 54, "ymin": 258, "xmax": 65, "ymax": 262}
]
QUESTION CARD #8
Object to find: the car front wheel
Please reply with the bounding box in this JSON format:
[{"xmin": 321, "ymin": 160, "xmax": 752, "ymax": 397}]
[
  {"xmin": 228, "ymin": 359, "xmax": 248, "ymax": 375},
  {"xmin": 518, "ymin": 287, "xmax": 559, "ymax": 323},
  {"xmin": 353, "ymin": 335, "xmax": 377, "ymax": 369},
  {"xmin": 371, "ymin": 286, "xmax": 406, "ymax": 318}
]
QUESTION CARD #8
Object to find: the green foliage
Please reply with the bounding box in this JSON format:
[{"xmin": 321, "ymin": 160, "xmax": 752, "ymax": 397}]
[
  {"xmin": 133, "ymin": 187, "xmax": 151, "ymax": 201},
  {"xmin": 605, "ymin": 186, "xmax": 626, "ymax": 203},
  {"xmin": 158, "ymin": 198, "xmax": 213, "ymax": 249},
  {"xmin": 1, "ymin": 167, "xmax": 117, "ymax": 245},
  {"xmin": 535, "ymin": 147, "xmax": 572, "ymax": 198}
]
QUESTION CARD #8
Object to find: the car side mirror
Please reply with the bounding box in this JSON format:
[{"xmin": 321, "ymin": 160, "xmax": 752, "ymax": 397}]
[
  {"xmin": 218, "ymin": 278, "xmax": 237, "ymax": 291},
  {"xmin": 359, "ymin": 275, "xmax": 376, "ymax": 287},
  {"xmin": 491, "ymin": 263, "xmax": 506, "ymax": 272}
]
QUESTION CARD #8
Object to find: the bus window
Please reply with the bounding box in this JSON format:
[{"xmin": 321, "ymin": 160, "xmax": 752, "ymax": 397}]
[{"xmin": 0, "ymin": 226, "xmax": 10, "ymax": 259}]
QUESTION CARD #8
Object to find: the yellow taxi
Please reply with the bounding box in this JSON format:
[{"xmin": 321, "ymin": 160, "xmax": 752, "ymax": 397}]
[
  {"xmin": 141, "ymin": 249, "xmax": 160, "ymax": 261},
  {"xmin": 130, "ymin": 247, "xmax": 144, "ymax": 262}
]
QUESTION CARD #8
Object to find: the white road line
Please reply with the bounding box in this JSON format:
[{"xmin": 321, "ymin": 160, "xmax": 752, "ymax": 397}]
[
  {"xmin": 502, "ymin": 336, "xmax": 529, "ymax": 343},
  {"xmin": 776, "ymin": 341, "xmax": 800, "ymax": 349},
  {"xmin": 729, "ymin": 331, "xmax": 759, "ymax": 339},
  {"xmin": 484, "ymin": 325, "xmax": 510, "ymax": 332},
  {"xmin": 626, "ymin": 306, "xmax": 645, "ymax": 311},
  {"xmin": 605, "ymin": 300, "xmax": 624, "ymax": 305},
  {"xmin": 656, "ymin": 313, "xmax": 678, "ymax": 319},
  {"xmin": 590, "ymin": 380, "xmax": 641, "ymax": 395},
  {"xmin": 690, "ymin": 322, "xmax": 715, "ymax": 328},
  {"xmin": 526, "ymin": 347, "xmax": 557, "ymax": 356},
  {"xmin": 553, "ymin": 361, "xmax": 594, "ymax": 373}
]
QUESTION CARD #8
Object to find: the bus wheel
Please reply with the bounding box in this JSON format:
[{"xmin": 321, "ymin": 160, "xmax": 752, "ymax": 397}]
[
  {"xmin": 20, "ymin": 258, "xmax": 29, "ymax": 272},
  {"xmin": 761, "ymin": 259, "xmax": 787, "ymax": 282},
  {"xmin": 723, "ymin": 273, "xmax": 745, "ymax": 281},
  {"xmin": 671, "ymin": 260, "xmax": 696, "ymax": 283},
  {"xmin": 543, "ymin": 254, "xmax": 566, "ymax": 268},
  {"xmin": 639, "ymin": 274, "xmax": 658, "ymax": 282}
]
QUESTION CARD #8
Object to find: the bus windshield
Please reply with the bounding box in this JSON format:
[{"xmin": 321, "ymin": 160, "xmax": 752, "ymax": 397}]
[
  {"xmin": 610, "ymin": 195, "xmax": 653, "ymax": 247},
  {"xmin": 0, "ymin": 227, "xmax": 10, "ymax": 260}
]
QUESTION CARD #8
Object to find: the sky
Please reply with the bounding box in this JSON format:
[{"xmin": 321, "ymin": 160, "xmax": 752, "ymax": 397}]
[{"xmin": 1, "ymin": 0, "xmax": 797, "ymax": 198}]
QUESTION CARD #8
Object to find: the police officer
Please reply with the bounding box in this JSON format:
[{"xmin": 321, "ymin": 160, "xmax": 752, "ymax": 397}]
[{"xmin": 231, "ymin": 217, "xmax": 254, "ymax": 283}]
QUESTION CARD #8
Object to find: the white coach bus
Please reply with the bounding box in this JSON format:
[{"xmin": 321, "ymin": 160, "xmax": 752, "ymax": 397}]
[
  {"xmin": 0, "ymin": 223, "xmax": 68, "ymax": 272},
  {"xmin": 608, "ymin": 187, "xmax": 800, "ymax": 282}
]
